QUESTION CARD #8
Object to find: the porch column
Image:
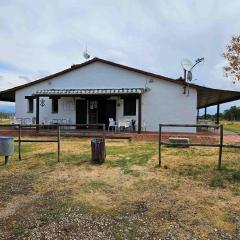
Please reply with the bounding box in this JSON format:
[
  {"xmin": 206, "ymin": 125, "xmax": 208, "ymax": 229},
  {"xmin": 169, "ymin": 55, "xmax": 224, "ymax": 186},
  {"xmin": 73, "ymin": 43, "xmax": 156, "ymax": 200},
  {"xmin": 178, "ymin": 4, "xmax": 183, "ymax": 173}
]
[
  {"xmin": 204, "ymin": 107, "xmax": 207, "ymax": 120},
  {"xmin": 36, "ymin": 96, "xmax": 39, "ymax": 129},
  {"xmin": 216, "ymin": 104, "xmax": 220, "ymax": 124},
  {"xmin": 138, "ymin": 95, "xmax": 142, "ymax": 133}
]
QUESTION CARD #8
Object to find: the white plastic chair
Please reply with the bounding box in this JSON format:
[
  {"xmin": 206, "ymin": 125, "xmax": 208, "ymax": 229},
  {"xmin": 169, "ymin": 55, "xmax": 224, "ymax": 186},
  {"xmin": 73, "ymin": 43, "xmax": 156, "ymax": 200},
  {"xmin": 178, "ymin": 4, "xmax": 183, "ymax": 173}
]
[
  {"xmin": 124, "ymin": 119, "xmax": 132, "ymax": 131},
  {"xmin": 142, "ymin": 120, "xmax": 147, "ymax": 131},
  {"xmin": 108, "ymin": 118, "xmax": 117, "ymax": 132},
  {"xmin": 117, "ymin": 119, "xmax": 131, "ymax": 131}
]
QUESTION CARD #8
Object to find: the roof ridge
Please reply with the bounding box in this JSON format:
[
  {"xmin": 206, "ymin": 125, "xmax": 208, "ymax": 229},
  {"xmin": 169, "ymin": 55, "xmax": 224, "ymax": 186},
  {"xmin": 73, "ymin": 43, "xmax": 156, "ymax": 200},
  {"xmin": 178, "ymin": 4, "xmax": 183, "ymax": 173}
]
[{"xmin": 0, "ymin": 57, "xmax": 184, "ymax": 102}]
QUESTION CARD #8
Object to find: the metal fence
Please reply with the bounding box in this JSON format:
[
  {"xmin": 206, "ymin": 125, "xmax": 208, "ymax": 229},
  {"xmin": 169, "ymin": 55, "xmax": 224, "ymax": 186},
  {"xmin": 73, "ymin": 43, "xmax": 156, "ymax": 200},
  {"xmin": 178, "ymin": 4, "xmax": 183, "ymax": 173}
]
[
  {"xmin": 158, "ymin": 124, "xmax": 240, "ymax": 170},
  {"xmin": 0, "ymin": 124, "xmax": 105, "ymax": 164}
]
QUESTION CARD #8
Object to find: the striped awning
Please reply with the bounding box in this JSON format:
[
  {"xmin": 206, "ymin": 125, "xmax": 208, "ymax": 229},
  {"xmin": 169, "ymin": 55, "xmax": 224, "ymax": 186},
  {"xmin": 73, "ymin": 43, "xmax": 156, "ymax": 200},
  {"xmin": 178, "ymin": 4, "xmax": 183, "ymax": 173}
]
[{"xmin": 33, "ymin": 88, "xmax": 146, "ymax": 96}]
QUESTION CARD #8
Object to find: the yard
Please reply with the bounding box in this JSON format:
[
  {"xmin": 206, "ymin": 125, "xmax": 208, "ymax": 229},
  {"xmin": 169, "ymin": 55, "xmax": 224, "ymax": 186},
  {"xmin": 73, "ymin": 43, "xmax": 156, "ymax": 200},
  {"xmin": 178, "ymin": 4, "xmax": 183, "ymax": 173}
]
[
  {"xmin": 0, "ymin": 138, "xmax": 240, "ymax": 239},
  {"xmin": 222, "ymin": 121, "xmax": 240, "ymax": 134}
]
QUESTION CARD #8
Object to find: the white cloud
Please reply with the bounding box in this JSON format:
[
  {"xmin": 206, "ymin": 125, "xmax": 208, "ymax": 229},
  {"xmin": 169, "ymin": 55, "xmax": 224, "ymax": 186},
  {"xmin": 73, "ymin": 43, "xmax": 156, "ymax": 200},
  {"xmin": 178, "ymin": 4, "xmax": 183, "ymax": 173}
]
[{"xmin": 0, "ymin": 0, "xmax": 240, "ymax": 112}]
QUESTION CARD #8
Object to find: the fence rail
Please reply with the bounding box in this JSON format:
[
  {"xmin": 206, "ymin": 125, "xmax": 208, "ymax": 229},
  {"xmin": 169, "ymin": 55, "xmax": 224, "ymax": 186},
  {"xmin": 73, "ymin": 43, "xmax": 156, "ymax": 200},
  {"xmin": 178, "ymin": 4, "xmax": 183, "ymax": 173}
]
[
  {"xmin": 0, "ymin": 124, "xmax": 106, "ymax": 164},
  {"xmin": 158, "ymin": 123, "xmax": 233, "ymax": 170}
]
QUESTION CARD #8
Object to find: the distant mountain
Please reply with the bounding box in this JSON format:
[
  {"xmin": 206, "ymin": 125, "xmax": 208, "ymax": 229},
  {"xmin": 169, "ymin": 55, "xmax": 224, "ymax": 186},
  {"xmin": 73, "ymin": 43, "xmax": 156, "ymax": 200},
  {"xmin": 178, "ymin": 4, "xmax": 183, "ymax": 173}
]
[{"xmin": 0, "ymin": 105, "xmax": 15, "ymax": 113}]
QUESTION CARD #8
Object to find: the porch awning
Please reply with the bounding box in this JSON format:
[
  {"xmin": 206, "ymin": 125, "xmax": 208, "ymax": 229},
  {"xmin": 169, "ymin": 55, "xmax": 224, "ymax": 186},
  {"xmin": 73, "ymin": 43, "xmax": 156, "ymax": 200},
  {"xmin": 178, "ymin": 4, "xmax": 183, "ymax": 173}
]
[{"xmin": 33, "ymin": 88, "xmax": 146, "ymax": 97}]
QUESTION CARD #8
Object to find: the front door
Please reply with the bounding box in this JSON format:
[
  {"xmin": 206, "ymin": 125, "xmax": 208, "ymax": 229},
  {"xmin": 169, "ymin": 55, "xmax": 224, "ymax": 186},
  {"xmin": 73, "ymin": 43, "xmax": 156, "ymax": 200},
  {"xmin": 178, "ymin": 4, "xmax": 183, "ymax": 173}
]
[
  {"xmin": 105, "ymin": 100, "xmax": 116, "ymax": 127},
  {"xmin": 97, "ymin": 100, "xmax": 116, "ymax": 126},
  {"xmin": 76, "ymin": 100, "xmax": 87, "ymax": 125}
]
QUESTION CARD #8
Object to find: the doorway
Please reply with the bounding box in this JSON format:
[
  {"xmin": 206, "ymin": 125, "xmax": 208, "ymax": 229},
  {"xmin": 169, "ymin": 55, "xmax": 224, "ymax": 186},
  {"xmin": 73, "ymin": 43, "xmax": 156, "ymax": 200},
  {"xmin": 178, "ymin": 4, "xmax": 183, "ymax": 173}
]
[
  {"xmin": 76, "ymin": 100, "xmax": 87, "ymax": 124},
  {"xmin": 97, "ymin": 99, "xmax": 116, "ymax": 127}
]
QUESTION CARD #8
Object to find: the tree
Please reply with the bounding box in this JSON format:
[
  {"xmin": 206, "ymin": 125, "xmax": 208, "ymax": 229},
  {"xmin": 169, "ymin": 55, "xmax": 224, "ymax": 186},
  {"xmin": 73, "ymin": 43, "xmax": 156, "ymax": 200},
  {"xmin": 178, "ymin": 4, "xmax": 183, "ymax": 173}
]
[
  {"xmin": 223, "ymin": 35, "xmax": 240, "ymax": 83},
  {"xmin": 223, "ymin": 106, "xmax": 240, "ymax": 121}
]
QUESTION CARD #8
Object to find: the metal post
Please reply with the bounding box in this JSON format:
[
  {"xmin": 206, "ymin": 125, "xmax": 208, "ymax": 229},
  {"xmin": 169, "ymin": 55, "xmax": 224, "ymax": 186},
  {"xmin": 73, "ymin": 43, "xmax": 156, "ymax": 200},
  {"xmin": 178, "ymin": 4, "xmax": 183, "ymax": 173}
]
[
  {"xmin": 216, "ymin": 104, "xmax": 220, "ymax": 124},
  {"xmin": 138, "ymin": 95, "xmax": 142, "ymax": 133},
  {"xmin": 184, "ymin": 69, "xmax": 186, "ymax": 81},
  {"xmin": 5, "ymin": 156, "xmax": 9, "ymax": 165},
  {"xmin": 102, "ymin": 124, "xmax": 106, "ymax": 158},
  {"xmin": 159, "ymin": 124, "xmax": 162, "ymax": 166},
  {"xmin": 102, "ymin": 124, "xmax": 106, "ymax": 145},
  {"xmin": 36, "ymin": 96, "xmax": 39, "ymax": 131},
  {"xmin": 204, "ymin": 107, "xmax": 207, "ymax": 120},
  {"xmin": 18, "ymin": 125, "xmax": 22, "ymax": 160},
  {"xmin": 57, "ymin": 125, "xmax": 60, "ymax": 162},
  {"xmin": 218, "ymin": 125, "xmax": 223, "ymax": 170}
]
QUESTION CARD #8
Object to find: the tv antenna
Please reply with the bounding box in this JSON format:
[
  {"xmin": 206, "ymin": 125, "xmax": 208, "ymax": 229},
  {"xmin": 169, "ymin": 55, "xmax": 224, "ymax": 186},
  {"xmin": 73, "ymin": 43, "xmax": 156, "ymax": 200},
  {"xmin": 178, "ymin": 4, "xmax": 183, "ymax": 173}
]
[
  {"xmin": 181, "ymin": 57, "xmax": 204, "ymax": 95},
  {"xmin": 83, "ymin": 47, "xmax": 90, "ymax": 61}
]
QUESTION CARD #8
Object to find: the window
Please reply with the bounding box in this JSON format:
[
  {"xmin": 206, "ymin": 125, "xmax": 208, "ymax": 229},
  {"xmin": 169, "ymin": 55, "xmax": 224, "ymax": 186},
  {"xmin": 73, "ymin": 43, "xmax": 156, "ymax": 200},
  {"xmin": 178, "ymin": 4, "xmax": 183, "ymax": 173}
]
[
  {"xmin": 52, "ymin": 98, "xmax": 58, "ymax": 113},
  {"xmin": 27, "ymin": 98, "xmax": 34, "ymax": 113},
  {"xmin": 123, "ymin": 98, "xmax": 136, "ymax": 116}
]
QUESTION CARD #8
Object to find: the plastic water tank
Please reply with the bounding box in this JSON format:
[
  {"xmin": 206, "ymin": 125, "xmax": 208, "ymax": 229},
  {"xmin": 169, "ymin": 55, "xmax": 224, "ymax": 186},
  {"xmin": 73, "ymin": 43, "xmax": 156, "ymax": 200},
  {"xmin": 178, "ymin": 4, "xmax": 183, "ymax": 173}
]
[{"xmin": 0, "ymin": 136, "xmax": 14, "ymax": 164}]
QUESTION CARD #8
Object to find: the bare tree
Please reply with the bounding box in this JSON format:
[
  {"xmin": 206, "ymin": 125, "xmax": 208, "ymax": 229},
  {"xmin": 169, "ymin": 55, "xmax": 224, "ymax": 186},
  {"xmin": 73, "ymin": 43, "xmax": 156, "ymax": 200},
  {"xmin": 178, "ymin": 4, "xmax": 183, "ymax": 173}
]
[{"xmin": 223, "ymin": 35, "xmax": 240, "ymax": 83}]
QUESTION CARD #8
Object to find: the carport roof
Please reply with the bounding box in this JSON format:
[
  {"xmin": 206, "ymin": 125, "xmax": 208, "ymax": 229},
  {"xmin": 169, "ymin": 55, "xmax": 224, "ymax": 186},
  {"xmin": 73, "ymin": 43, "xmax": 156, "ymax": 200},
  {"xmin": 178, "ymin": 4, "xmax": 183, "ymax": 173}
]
[{"xmin": 191, "ymin": 84, "xmax": 240, "ymax": 109}]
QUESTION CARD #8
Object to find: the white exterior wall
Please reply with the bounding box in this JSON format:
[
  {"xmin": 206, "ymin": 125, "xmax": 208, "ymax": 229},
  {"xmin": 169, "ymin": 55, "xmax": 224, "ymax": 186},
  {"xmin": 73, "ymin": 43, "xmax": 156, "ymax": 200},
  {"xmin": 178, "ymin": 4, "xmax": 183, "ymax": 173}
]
[{"xmin": 15, "ymin": 62, "xmax": 197, "ymax": 131}]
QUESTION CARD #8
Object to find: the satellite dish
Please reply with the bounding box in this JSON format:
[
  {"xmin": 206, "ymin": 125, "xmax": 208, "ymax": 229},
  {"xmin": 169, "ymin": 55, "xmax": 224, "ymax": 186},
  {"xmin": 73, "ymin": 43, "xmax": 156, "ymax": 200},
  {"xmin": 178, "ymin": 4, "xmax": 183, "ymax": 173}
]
[
  {"xmin": 187, "ymin": 71, "xmax": 192, "ymax": 81},
  {"xmin": 181, "ymin": 58, "xmax": 193, "ymax": 71}
]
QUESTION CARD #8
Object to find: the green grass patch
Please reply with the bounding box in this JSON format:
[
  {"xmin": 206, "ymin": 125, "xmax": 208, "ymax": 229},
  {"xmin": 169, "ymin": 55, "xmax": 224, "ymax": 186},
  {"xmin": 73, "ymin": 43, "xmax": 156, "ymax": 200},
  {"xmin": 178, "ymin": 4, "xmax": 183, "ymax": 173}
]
[
  {"xmin": 133, "ymin": 179, "xmax": 159, "ymax": 191},
  {"xmin": 11, "ymin": 224, "xmax": 24, "ymax": 236},
  {"xmin": 113, "ymin": 219, "xmax": 139, "ymax": 240},
  {"xmin": 107, "ymin": 143, "xmax": 156, "ymax": 175},
  {"xmin": 14, "ymin": 143, "xmax": 33, "ymax": 154},
  {"xmin": 166, "ymin": 147, "xmax": 216, "ymax": 158},
  {"xmin": 38, "ymin": 192, "xmax": 70, "ymax": 223},
  {"xmin": 177, "ymin": 163, "xmax": 210, "ymax": 179},
  {"xmin": 222, "ymin": 121, "xmax": 240, "ymax": 134},
  {"xmin": 210, "ymin": 175, "xmax": 225, "ymax": 188},
  {"xmin": 81, "ymin": 180, "xmax": 109, "ymax": 193},
  {"xmin": 231, "ymin": 171, "xmax": 240, "ymax": 182},
  {"xmin": 34, "ymin": 151, "xmax": 91, "ymax": 166},
  {"xmin": 63, "ymin": 153, "xmax": 91, "ymax": 165}
]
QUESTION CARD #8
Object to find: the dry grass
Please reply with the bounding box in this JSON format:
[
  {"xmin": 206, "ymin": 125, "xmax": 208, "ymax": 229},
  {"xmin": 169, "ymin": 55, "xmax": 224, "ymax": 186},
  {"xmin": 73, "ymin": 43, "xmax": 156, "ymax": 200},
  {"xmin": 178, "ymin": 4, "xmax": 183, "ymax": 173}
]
[{"xmin": 0, "ymin": 138, "xmax": 240, "ymax": 239}]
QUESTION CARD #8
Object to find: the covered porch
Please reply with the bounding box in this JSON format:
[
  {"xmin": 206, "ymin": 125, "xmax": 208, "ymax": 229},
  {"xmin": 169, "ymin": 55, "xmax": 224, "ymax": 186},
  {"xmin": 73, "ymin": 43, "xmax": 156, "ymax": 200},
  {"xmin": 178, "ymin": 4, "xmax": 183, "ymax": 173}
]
[
  {"xmin": 194, "ymin": 84, "xmax": 240, "ymax": 124},
  {"xmin": 32, "ymin": 88, "xmax": 146, "ymax": 133}
]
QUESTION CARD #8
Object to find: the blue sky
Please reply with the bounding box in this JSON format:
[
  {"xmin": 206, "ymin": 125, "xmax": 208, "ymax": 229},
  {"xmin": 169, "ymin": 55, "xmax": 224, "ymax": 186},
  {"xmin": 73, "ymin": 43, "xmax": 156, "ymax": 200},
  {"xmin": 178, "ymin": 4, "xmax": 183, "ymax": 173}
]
[{"xmin": 0, "ymin": 0, "xmax": 240, "ymax": 114}]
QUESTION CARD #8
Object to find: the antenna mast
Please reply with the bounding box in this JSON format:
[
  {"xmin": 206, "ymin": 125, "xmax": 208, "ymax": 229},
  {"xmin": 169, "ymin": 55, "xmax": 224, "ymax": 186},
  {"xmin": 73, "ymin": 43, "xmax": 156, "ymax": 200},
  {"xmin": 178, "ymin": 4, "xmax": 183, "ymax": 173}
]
[{"xmin": 83, "ymin": 47, "xmax": 90, "ymax": 61}]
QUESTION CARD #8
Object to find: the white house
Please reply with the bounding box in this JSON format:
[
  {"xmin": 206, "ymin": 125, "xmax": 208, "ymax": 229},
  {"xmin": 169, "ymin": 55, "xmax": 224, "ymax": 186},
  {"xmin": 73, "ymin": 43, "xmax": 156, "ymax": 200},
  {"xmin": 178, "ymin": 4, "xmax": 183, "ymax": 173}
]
[{"xmin": 0, "ymin": 57, "xmax": 240, "ymax": 132}]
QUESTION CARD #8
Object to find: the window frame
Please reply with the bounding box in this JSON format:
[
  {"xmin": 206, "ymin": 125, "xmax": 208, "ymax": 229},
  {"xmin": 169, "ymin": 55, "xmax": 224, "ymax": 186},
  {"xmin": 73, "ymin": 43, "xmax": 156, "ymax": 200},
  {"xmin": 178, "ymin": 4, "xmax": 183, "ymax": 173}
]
[{"xmin": 123, "ymin": 97, "xmax": 136, "ymax": 116}]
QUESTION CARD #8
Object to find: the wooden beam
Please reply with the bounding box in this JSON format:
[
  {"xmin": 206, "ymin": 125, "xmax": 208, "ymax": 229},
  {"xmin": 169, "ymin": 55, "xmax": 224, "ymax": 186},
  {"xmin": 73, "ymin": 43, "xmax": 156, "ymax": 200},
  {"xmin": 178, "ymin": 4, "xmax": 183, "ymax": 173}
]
[{"xmin": 138, "ymin": 95, "xmax": 142, "ymax": 133}]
